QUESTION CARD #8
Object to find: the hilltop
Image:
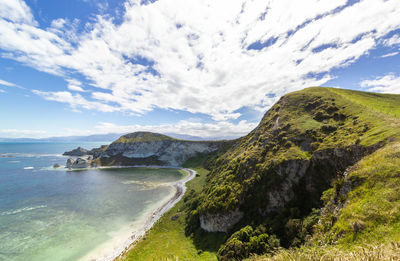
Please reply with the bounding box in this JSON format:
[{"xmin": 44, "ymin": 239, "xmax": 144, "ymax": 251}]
[
  {"xmin": 64, "ymin": 131, "xmax": 232, "ymax": 167},
  {"xmin": 120, "ymin": 87, "xmax": 400, "ymax": 260}
]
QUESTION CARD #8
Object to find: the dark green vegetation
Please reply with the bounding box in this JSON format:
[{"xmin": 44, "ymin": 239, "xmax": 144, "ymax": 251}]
[
  {"xmin": 121, "ymin": 87, "xmax": 400, "ymax": 260},
  {"xmin": 114, "ymin": 132, "xmax": 176, "ymax": 143}
]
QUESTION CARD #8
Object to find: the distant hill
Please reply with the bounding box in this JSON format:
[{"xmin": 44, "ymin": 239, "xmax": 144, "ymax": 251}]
[
  {"xmin": 0, "ymin": 132, "xmax": 234, "ymax": 143},
  {"xmin": 89, "ymin": 131, "xmax": 231, "ymax": 167}
]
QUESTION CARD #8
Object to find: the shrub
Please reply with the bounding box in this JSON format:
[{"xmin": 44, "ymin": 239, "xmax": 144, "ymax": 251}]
[{"xmin": 217, "ymin": 225, "xmax": 280, "ymax": 260}]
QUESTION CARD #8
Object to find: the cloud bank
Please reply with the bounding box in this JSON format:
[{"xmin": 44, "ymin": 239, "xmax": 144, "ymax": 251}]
[{"xmin": 1, "ymin": 0, "xmax": 400, "ymax": 122}]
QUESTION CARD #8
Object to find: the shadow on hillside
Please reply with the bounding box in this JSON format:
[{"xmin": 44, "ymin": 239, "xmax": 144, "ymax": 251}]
[{"xmin": 191, "ymin": 228, "xmax": 227, "ymax": 253}]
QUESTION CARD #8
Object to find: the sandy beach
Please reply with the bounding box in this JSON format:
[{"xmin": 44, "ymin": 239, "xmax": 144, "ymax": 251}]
[{"xmin": 79, "ymin": 167, "xmax": 196, "ymax": 261}]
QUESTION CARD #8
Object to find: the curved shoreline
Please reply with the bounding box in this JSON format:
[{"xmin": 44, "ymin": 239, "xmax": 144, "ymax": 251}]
[{"xmin": 81, "ymin": 166, "xmax": 197, "ymax": 261}]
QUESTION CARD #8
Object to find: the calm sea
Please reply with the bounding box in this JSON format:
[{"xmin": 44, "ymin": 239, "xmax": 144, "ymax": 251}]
[{"xmin": 0, "ymin": 142, "xmax": 183, "ymax": 261}]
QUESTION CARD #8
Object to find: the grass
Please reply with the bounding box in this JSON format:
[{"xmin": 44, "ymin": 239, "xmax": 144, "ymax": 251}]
[
  {"xmin": 251, "ymin": 142, "xmax": 400, "ymax": 260},
  {"xmin": 114, "ymin": 132, "xmax": 175, "ymax": 144},
  {"xmin": 117, "ymin": 154, "xmax": 225, "ymax": 261},
  {"xmin": 319, "ymin": 142, "xmax": 400, "ymax": 245},
  {"xmin": 250, "ymin": 242, "xmax": 400, "ymax": 261}
]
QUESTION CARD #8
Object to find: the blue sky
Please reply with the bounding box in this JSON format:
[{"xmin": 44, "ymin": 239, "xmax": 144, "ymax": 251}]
[{"xmin": 0, "ymin": 0, "xmax": 400, "ymax": 138}]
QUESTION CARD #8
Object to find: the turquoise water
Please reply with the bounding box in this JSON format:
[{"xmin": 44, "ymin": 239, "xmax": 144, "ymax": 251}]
[{"xmin": 0, "ymin": 143, "xmax": 184, "ymax": 261}]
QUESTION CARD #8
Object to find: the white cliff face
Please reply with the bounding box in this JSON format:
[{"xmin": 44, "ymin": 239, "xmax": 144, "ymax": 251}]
[
  {"xmin": 98, "ymin": 140, "xmax": 219, "ymax": 166},
  {"xmin": 200, "ymin": 209, "xmax": 243, "ymax": 233},
  {"xmin": 65, "ymin": 157, "xmax": 92, "ymax": 169}
]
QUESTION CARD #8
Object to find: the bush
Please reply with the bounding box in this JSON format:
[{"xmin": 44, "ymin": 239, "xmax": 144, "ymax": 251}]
[{"xmin": 217, "ymin": 225, "xmax": 280, "ymax": 260}]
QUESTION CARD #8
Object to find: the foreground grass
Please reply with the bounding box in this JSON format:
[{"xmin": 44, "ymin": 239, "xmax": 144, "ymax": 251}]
[
  {"xmin": 251, "ymin": 142, "xmax": 400, "ymax": 260},
  {"xmin": 117, "ymin": 155, "xmax": 224, "ymax": 261},
  {"xmin": 250, "ymin": 242, "xmax": 400, "ymax": 261}
]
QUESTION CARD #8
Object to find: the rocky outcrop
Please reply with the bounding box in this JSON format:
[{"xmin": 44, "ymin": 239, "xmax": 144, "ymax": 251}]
[
  {"xmin": 66, "ymin": 156, "xmax": 92, "ymax": 169},
  {"xmin": 93, "ymin": 132, "xmax": 222, "ymax": 166},
  {"xmin": 63, "ymin": 147, "xmax": 89, "ymax": 156},
  {"xmin": 200, "ymin": 209, "xmax": 244, "ymax": 233},
  {"xmin": 66, "ymin": 158, "xmax": 74, "ymax": 168}
]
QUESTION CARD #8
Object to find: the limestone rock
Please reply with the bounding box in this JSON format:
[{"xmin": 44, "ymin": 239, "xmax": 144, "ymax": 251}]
[
  {"xmin": 200, "ymin": 209, "xmax": 243, "ymax": 232},
  {"xmin": 72, "ymin": 158, "xmax": 90, "ymax": 168},
  {"xmin": 66, "ymin": 158, "xmax": 74, "ymax": 168}
]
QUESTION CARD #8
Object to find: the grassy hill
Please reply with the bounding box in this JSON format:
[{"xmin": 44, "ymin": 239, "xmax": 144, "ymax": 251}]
[
  {"xmin": 113, "ymin": 132, "xmax": 177, "ymax": 143},
  {"xmin": 120, "ymin": 87, "xmax": 400, "ymax": 260}
]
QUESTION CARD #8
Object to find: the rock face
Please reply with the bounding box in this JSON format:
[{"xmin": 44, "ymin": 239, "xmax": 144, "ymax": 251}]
[
  {"xmin": 63, "ymin": 147, "xmax": 89, "ymax": 156},
  {"xmin": 200, "ymin": 209, "xmax": 244, "ymax": 233},
  {"xmin": 65, "ymin": 157, "xmax": 91, "ymax": 169},
  {"xmin": 66, "ymin": 158, "xmax": 74, "ymax": 168},
  {"xmin": 94, "ymin": 132, "xmax": 222, "ymax": 166}
]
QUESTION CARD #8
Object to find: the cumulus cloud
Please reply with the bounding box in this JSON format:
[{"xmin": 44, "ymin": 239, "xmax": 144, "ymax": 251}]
[
  {"xmin": 92, "ymin": 120, "xmax": 257, "ymax": 139},
  {"xmin": 0, "ymin": 120, "xmax": 257, "ymax": 139},
  {"xmin": 1, "ymin": 0, "xmax": 400, "ymax": 120},
  {"xmin": 360, "ymin": 73, "xmax": 400, "ymax": 94}
]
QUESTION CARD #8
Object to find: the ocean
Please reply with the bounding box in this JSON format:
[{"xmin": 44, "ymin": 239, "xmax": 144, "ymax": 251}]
[{"xmin": 0, "ymin": 142, "xmax": 184, "ymax": 261}]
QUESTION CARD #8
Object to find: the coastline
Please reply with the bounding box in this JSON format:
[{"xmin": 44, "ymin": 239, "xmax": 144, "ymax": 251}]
[{"xmin": 80, "ymin": 166, "xmax": 197, "ymax": 261}]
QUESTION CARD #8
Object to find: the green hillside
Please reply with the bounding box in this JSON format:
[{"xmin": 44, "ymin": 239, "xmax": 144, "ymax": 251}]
[
  {"xmin": 113, "ymin": 132, "xmax": 176, "ymax": 143},
  {"xmin": 121, "ymin": 87, "xmax": 400, "ymax": 260}
]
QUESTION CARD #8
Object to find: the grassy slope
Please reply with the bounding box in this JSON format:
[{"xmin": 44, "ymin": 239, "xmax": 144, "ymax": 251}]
[
  {"xmin": 117, "ymin": 155, "xmax": 225, "ymax": 261},
  {"xmin": 253, "ymin": 142, "xmax": 400, "ymax": 260},
  {"xmin": 197, "ymin": 87, "xmax": 400, "ymax": 216},
  {"xmin": 113, "ymin": 132, "xmax": 176, "ymax": 144},
  {"xmin": 251, "ymin": 88, "xmax": 400, "ymax": 260}
]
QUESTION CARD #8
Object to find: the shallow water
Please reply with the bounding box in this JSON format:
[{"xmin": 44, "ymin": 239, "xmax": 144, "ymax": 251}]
[{"xmin": 0, "ymin": 142, "xmax": 183, "ymax": 261}]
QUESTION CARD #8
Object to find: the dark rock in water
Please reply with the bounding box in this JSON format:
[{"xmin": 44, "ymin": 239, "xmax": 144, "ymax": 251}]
[
  {"xmin": 53, "ymin": 163, "xmax": 61, "ymax": 168},
  {"xmin": 63, "ymin": 147, "xmax": 89, "ymax": 156}
]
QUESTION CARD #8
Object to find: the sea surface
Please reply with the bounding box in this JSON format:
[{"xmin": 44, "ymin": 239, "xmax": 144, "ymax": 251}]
[{"xmin": 0, "ymin": 142, "xmax": 184, "ymax": 261}]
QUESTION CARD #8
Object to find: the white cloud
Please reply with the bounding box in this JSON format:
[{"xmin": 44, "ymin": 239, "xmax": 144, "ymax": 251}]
[
  {"xmin": 382, "ymin": 34, "xmax": 400, "ymax": 46},
  {"xmin": 32, "ymin": 90, "xmax": 119, "ymax": 112},
  {"xmin": 0, "ymin": 0, "xmax": 36, "ymax": 25},
  {"xmin": 380, "ymin": 51, "xmax": 399, "ymax": 58},
  {"xmin": 0, "ymin": 119, "xmax": 257, "ymax": 139},
  {"xmin": 360, "ymin": 73, "xmax": 400, "ymax": 94},
  {"xmin": 92, "ymin": 120, "xmax": 257, "ymax": 139},
  {"xmin": 0, "ymin": 78, "xmax": 17, "ymax": 87},
  {"xmin": 0, "ymin": 0, "xmax": 400, "ymax": 120},
  {"xmin": 0, "ymin": 89, "xmax": 5, "ymax": 93},
  {"xmin": 66, "ymin": 78, "xmax": 86, "ymax": 92}
]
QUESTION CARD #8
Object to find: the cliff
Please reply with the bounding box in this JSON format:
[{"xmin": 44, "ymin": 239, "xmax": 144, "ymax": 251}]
[
  {"xmin": 180, "ymin": 87, "xmax": 400, "ymax": 260},
  {"xmin": 92, "ymin": 132, "xmax": 227, "ymax": 167}
]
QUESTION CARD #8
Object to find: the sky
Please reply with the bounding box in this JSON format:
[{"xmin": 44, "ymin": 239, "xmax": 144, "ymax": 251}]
[{"xmin": 0, "ymin": 0, "xmax": 400, "ymax": 139}]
